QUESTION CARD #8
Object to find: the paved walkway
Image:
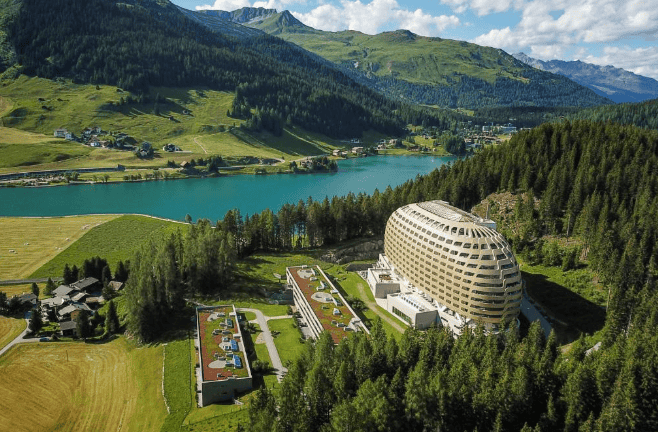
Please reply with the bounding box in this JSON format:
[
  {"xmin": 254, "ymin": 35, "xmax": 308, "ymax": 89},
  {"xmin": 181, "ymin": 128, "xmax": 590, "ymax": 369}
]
[
  {"xmin": 237, "ymin": 308, "xmax": 288, "ymax": 382},
  {"xmin": 355, "ymin": 282, "xmax": 405, "ymax": 333}
]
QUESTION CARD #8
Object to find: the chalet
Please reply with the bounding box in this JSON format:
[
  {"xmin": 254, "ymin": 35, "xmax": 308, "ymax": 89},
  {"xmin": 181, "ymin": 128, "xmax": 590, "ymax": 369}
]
[
  {"xmin": 53, "ymin": 285, "xmax": 76, "ymax": 298},
  {"xmin": 84, "ymin": 296, "xmax": 104, "ymax": 309},
  {"xmin": 332, "ymin": 149, "xmax": 342, "ymax": 157},
  {"xmin": 163, "ymin": 143, "xmax": 181, "ymax": 152},
  {"xmin": 54, "ymin": 128, "xmax": 68, "ymax": 138},
  {"xmin": 351, "ymin": 146, "xmax": 364, "ymax": 155},
  {"xmin": 58, "ymin": 303, "xmax": 92, "ymax": 321},
  {"xmin": 377, "ymin": 144, "xmax": 387, "ymax": 151},
  {"xmin": 14, "ymin": 292, "xmax": 38, "ymax": 307},
  {"xmin": 64, "ymin": 132, "xmax": 76, "ymax": 141},
  {"xmin": 71, "ymin": 292, "xmax": 88, "ymax": 303},
  {"xmin": 71, "ymin": 277, "xmax": 100, "ymax": 293},
  {"xmin": 108, "ymin": 281, "xmax": 124, "ymax": 292},
  {"xmin": 59, "ymin": 320, "xmax": 77, "ymax": 337}
]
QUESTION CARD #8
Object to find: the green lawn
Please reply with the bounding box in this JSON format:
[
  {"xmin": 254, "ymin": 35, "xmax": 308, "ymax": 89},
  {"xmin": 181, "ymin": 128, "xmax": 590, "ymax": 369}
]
[
  {"xmin": 162, "ymin": 338, "xmax": 195, "ymax": 432},
  {"xmin": 267, "ymin": 318, "xmax": 306, "ymax": 368},
  {"xmin": 30, "ymin": 215, "xmax": 185, "ymax": 278},
  {"xmin": 0, "ymin": 76, "xmax": 349, "ymax": 175},
  {"xmin": 520, "ymin": 259, "xmax": 607, "ymax": 336},
  {"xmin": 325, "ymin": 269, "xmax": 404, "ymax": 340}
]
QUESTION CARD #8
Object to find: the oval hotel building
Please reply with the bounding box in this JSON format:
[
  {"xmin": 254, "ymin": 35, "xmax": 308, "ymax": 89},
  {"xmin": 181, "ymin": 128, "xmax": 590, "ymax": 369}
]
[{"xmin": 369, "ymin": 200, "xmax": 523, "ymax": 334}]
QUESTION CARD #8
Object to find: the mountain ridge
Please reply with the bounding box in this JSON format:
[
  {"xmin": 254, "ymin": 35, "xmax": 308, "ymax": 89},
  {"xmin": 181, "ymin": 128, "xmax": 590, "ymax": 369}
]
[
  {"xmin": 212, "ymin": 8, "xmax": 612, "ymax": 109},
  {"xmin": 513, "ymin": 52, "xmax": 658, "ymax": 103}
]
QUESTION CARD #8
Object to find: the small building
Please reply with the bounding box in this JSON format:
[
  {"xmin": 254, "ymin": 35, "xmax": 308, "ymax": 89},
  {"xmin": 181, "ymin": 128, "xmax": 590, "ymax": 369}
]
[
  {"xmin": 54, "ymin": 128, "xmax": 68, "ymax": 138},
  {"xmin": 53, "ymin": 285, "xmax": 76, "ymax": 298},
  {"xmin": 59, "ymin": 320, "xmax": 77, "ymax": 337},
  {"xmin": 196, "ymin": 305, "xmax": 253, "ymax": 406},
  {"xmin": 108, "ymin": 281, "xmax": 124, "ymax": 292},
  {"xmin": 351, "ymin": 146, "xmax": 364, "ymax": 155},
  {"xmin": 57, "ymin": 303, "xmax": 92, "ymax": 321},
  {"xmin": 332, "ymin": 149, "xmax": 343, "ymax": 157},
  {"xmin": 14, "ymin": 292, "xmax": 38, "ymax": 307},
  {"xmin": 70, "ymin": 277, "xmax": 100, "ymax": 293}
]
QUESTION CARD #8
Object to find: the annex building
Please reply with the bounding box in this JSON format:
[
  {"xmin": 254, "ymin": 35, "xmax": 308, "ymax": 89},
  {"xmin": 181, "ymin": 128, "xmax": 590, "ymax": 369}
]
[
  {"xmin": 195, "ymin": 305, "xmax": 252, "ymax": 406},
  {"xmin": 287, "ymin": 265, "xmax": 369, "ymax": 343},
  {"xmin": 367, "ymin": 200, "xmax": 523, "ymax": 334}
]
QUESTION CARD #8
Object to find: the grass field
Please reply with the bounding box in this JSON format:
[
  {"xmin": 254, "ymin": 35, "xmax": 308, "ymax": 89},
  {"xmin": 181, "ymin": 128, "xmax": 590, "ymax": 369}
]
[
  {"xmin": 0, "ymin": 316, "xmax": 25, "ymax": 351},
  {"xmin": 30, "ymin": 215, "xmax": 185, "ymax": 278},
  {"xmin": 267, "ymin": 318, "xmax": 306, "ymax": 368},
  {"xmin": 162, "ymin": 338, "xmax": 195, "ymax": 432},
  {"xmin": 521, "ymin": 259, "xmax": 607, "ymax": 336},
  {"xmin": 0, "ymin": 215, "xmax": 118, "ymax": 280},
  {"xmin": 0, "ymin": 283, "xmax": 37, "ymax": 298},
  {"xmin": 0, "ymin": 338, "xmax": 167, "ymax": 432}
]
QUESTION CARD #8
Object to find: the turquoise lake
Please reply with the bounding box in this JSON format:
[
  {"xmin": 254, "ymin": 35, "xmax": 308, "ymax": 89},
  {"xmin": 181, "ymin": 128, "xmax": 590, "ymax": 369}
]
[{"xmin": 0, "ymin": 155, "xmax": 456, "ymax": 221}]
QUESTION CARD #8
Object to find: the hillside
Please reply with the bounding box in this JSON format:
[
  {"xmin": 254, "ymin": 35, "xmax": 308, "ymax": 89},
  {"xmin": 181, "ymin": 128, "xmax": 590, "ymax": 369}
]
[
  {"xmin": 1, "ymin": 0, "xmax": 461, "ymax": 139},
  {"xmin": 514, "ymin": 52, "xmax": 658, "ymax": 103},
  {"xmin": 568, "ymin": 97, "xmax": 658, "ymax": 130},
  {"xmin": 229, "ymin": 9, "xmax": 612, "ymax": 108}
]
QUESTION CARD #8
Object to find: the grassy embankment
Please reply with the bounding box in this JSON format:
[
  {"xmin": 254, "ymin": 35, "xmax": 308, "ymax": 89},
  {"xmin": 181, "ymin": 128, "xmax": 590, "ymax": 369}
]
[
  {"xmin": 29, "ymin": 215, "xmax": 186, "ymax": 279},
  {"xmin": 0, "ymin": 215, "xmax": 118, "ymax": 280},
  {"xmin": 0, "ymin": 76, "xmax": 357, "ymax": 177},
  {"xmin": 0, "ymin": 338, "xmax": 167, "ymax": 432},
  {"xmin": 0, "ymin": 316, "xmax": 25, "ymax": 350}
]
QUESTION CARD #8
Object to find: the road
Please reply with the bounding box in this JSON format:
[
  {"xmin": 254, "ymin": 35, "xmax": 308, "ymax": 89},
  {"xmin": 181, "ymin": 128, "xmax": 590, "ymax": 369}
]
[
  {"xmin": 0, "ymin": 313, "xmax": 40, "ymax": 358},
  {"xmin": 0, "ymin": 277, "xmax": 63, "ymax": 285},
  {"xmin": 355, "ymin": 282, "xmax": 405, "ymax": 333},
  {"xmin": 238, "ymin": 308, "xmax": 289, "ymax": 382}
]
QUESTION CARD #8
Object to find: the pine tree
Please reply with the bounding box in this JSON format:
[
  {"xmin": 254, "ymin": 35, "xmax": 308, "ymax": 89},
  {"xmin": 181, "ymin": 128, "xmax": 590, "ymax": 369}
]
[{"xmin": 105, "ymin": 300, "xmax": 120, "ymax": 335}]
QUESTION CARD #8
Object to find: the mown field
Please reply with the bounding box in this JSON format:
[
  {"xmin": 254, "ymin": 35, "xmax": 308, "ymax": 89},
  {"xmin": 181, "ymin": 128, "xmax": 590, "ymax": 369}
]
[
  {"xmin": 0, "ymin": 215, "xmax": 118, "ymax": 280},
  {"xmin": 0, "ymin": 76, "xmax": 349, "ymax": 174},
  {"xmin": 0, "ymin": 316, "xmax": 25, "ymax": 351},
  {"xmin": 0, "ymin": 338, "xmax": 167, "ymax": 432},
  {"xmin": 30, "ymin": 215, "xmax": 185, "ymax": 279}
]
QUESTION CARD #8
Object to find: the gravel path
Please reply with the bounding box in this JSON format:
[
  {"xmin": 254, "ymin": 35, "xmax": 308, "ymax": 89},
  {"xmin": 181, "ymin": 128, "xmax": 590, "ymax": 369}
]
[{"xmin": 238, "ymin": 308, "xmax": 289, "ymax": 382}]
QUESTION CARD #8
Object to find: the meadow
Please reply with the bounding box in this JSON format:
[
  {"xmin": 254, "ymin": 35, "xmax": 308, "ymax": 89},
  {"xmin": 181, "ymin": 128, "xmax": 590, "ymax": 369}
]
[
  {"xmin": 0, "ymin": 338, "xmax": 167, "ymax": 432},
  {"xmin": 0, "ymin": 316, "xmax": 25, "ymax": 351},
  {"xmin": 30, "ymin": 215, "xmax": 185, "ymax": 279},
  {"xmin": 0, "ymin": 215, "xmax": 118, "ymax": 280},
  {"xmin": 0, "ymin": 76, "xmax": 348, "ymax": 175}
]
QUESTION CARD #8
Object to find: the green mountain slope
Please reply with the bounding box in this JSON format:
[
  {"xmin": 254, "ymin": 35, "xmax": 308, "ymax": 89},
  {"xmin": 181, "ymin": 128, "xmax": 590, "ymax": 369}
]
[
  {"xmin": 568, "ymin": 98, "xmax": 658, "ymax": 130},
  {"xmin": 244, "ymin": 11, "xmax": 611, "ymax": 108}
]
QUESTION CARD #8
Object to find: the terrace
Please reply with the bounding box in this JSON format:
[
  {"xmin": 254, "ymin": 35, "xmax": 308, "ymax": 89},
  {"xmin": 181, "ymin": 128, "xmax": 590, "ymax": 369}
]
[{"xmin": 287, "ymin": 265, "xmax": 368, "ymax": 343}]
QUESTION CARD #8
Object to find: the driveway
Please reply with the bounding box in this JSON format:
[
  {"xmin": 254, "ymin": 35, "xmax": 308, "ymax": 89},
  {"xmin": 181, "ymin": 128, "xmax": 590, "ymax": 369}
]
[{"xmin": 0, "ymin": 313, "xmax": 41, "ymax": 358}]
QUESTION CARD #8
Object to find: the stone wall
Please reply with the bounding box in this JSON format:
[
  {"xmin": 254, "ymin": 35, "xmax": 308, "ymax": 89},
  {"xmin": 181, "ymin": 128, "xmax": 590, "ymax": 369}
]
[{"xmin": 321, "ymin": 239, "xmax": 384, "ymax": 264}]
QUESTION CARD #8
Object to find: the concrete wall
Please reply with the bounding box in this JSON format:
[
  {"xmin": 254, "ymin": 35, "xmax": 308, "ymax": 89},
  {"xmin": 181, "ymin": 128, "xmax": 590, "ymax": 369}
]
[{"xmin": 200, "ymin": 377, "xmax": 253, "ymax": 406}]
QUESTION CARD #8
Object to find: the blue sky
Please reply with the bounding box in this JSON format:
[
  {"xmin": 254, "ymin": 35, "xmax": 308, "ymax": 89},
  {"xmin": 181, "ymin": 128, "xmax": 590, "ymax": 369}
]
[{"xmin": 171, "ymin": 0, "xmax": 658, "ymax": 80}]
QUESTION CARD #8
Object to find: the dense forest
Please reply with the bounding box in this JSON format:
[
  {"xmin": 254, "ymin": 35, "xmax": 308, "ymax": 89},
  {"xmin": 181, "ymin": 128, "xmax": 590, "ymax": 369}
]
[
  {"xmin": 568, "ymin": 98, "xmax": 658, "ymax": 130},
  {"xmin": 0, "ymin": 0, "xmax": 466, "ymax": 138},
  {"xmin": 348, "ymin": 69, "xmax": 611, "ymax": 109}
]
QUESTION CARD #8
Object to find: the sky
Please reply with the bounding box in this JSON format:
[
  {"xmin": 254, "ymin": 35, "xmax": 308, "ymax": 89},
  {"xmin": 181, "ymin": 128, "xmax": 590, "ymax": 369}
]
[{"xmin": 171, "ymin": 0, "xmax": 658, "ymax": 80}]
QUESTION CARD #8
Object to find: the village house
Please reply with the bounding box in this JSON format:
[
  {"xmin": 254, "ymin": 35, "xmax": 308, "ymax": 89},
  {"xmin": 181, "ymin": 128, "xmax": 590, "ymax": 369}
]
[
  {"xmin": 59, "ymin": 320, "xmax": 77, "ymax": 337},
  {"xmin": 53, "ymin": 128, "xmax": 68, "ymax": 138},
  {"xmin": 351, "ymin": 146, "xmax": 364, "ymax": 155}
]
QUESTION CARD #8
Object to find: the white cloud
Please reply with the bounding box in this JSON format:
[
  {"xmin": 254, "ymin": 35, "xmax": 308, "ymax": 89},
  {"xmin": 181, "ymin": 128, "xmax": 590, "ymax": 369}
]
[
  {"xmin": 473, "ymin": 0, "xmax": 658, "ymax": 61},
  {"xmin": 291, "ymin": 0, "xmax": 460, "ymax": 36},
  {"xmin": 196, "ymin": 0, "xmax": 304, "ymax": 11},
  {"xmin": 196, "ymin": 0, "xmax": 251, "ymax": 10},
  {"xmin": 441, "ymin": 0, "xmax": 524, "ymax": 16}
]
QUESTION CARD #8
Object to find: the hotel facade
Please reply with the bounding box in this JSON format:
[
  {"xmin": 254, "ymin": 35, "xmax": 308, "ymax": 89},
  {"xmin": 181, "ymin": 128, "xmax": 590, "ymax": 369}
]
[{"xmin": 368, "ymin": 200, "xmax": 523, "ymax": 334}]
